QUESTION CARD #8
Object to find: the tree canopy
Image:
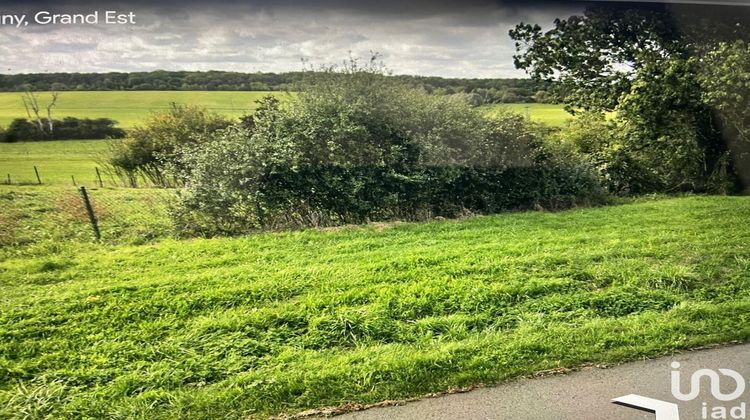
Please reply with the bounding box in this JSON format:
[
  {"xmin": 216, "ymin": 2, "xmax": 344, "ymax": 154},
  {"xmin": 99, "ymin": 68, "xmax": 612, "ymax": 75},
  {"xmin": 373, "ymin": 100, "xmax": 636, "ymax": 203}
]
[
  {"xmin": 510, "ymin": 3, "xmax": 750, "ymax": 193},
  {"xmin": 510, "ymin": 3, "xmax": 750, "ymax": 111}
]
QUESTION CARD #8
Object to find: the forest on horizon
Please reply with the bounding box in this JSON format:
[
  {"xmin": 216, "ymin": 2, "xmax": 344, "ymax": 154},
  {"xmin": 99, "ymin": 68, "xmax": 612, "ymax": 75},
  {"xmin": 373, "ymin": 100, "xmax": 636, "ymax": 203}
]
[{"xmin": 0, "ymin": 70, "xmax": 555, "ymax": 104}]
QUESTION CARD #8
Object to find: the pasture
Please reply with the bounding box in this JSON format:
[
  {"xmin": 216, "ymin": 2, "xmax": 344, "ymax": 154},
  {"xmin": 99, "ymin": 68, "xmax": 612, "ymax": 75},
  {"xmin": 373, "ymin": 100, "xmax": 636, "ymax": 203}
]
[
  {"xmin": 0, "ymin": 139, "xmax": 114, "ymax": 186},
  {"xmin": 483, "ymin": 103, "xmax": 573, "ymax": 126},
  {"xmin": 0, "ymin": 91, "xmax": 570, "ymax": 129},
  {"xmin": 0, "ymin": 91, "xmax": 289, "ymax": 128}
]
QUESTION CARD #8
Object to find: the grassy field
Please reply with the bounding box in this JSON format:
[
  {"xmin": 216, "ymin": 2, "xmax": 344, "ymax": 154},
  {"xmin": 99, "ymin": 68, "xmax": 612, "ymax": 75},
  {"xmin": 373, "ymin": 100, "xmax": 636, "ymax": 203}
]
[
  {"xmin": 1, "ymin": 189, "xmax": 748, "ymax": 418},
  {"xmin": 0, "ymin": 91, "xmax": 569, "ymax": 129},
  {"xmin": 0, "ymin": 91, "xmax": 289, "ymax": 128},
  {"xmin": 483, "ymin": 103, "xmax": 573, "ymax": 126},
  {"xmin": 0, "ymin": 140, "xmax": 115, "ymax": 186}
]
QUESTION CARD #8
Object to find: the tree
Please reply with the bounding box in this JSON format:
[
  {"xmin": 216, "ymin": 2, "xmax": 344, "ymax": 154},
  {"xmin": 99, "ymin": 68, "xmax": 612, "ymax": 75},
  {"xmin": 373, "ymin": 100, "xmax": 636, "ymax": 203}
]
[
  {"xmin": 510, "ymin": 3, "xmax": 750, "ymax": 112},
  {"xmin": 699, "ymin": 41, "xmax": 750, "ymax": 191},
  {"xmin": 170, "ymin": 64, "xmax": 603, "ymax": 235},
  {"xmin": 510, "ymin": 3, "xmax": 750, "ymax": 192},
  {"xmin": 21, "ymin": 90, "xmax": 58, "ymax": 137}
]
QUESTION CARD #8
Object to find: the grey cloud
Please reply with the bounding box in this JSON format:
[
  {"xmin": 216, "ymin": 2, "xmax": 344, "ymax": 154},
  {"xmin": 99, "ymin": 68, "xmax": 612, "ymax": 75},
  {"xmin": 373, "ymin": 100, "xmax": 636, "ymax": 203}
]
[{"xmin": 0, "ymin": 0, "xmax": 583, "ymax": 76}]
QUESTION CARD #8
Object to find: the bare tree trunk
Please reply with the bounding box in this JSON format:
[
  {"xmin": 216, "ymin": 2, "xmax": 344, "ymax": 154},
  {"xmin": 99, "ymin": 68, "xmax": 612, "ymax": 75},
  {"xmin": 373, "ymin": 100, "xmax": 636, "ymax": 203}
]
[
  {"xmin": 46, "ymin": 92, "xmax": 59, "ymax": 134},
  {"xmin": 22, "ymin": 91, "xmax": 45, "ymax": 133},
  {"xmin": 20, "ymin": 90, "xmax": 59, "ymax": 137}
]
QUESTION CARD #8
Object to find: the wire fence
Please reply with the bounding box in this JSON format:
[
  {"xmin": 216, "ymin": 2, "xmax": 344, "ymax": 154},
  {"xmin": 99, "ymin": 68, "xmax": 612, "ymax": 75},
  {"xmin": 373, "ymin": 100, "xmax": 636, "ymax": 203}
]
[
  {"xmin": 0, "ymin": 184, "xmax": 175, "ymax": 257},
  {"xmin": 1, "ymin": 164, "xmax": 160, "ymax": 189}
]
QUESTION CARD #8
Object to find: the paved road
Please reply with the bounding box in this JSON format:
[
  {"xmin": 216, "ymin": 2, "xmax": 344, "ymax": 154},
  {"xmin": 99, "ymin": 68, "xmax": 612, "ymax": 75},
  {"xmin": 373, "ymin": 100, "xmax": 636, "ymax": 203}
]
[{"xmin": 325, "ymin": 343, "xmax": 749, "ymax": 420}]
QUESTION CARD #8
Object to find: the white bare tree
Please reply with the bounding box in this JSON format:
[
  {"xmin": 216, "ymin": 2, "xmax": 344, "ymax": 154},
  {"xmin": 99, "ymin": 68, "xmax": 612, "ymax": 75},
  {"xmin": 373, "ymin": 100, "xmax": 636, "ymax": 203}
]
[{"xmin": 21, "ymin": 90, "xmax": 59, "ymax": 136}]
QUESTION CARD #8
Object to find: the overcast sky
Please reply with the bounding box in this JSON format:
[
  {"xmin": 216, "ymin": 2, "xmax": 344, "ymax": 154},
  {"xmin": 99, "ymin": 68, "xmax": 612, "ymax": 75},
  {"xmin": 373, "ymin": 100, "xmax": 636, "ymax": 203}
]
[{"xmin": 0, "ymin": 0, "xmax": 586, "ymax": 78}]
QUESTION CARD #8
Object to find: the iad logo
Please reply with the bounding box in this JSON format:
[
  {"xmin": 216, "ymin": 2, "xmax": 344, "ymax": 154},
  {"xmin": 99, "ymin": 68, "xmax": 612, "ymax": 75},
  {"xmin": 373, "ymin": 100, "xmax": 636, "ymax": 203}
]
[
  {"xmin": 612, "ymin": 361, "xmax": 747, "ymax": 420},
  {"xmin": 671, "ymin": 361, "xmax": 746, "ymax": 419}
]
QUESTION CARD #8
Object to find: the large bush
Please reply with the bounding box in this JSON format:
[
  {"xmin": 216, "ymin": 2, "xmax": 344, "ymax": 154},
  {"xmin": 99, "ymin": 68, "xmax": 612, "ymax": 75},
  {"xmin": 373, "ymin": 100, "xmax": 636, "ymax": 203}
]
[
  {"xmin": 107, "ymin": 104, "xmax": 231, "ymax": 186},
  {"xmin": 557, "ymin": 113, "xmax": 662, "ymax": 195},
  {"xmin": 170, "ymin": 66, "xmax": 605, "ymax": 236},
  {"xmin": 699, "ymin": 41, "xmax": 750, "ymax": 192}
]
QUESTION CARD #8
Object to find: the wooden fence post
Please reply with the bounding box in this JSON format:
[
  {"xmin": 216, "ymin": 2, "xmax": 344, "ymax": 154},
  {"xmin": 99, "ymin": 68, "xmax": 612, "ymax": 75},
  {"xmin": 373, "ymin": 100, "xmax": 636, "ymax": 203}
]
[
  {"xmin": 79, "ymin": 186, "xmax": 101, "ymax": 240},
  {"xmin": 95, "ymin": 167, "xmax": 104, "ymax": 188}
]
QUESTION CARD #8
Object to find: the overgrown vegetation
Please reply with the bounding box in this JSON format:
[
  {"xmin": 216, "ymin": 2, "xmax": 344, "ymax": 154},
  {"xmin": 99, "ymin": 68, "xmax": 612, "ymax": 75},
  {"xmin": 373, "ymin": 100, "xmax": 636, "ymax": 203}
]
[
  {"xmin": 1, "ymin": 195, "xmax": 748, "ymax": 417},
  {"xmin": 3, "ymin": 4, "xmax": 750, "ymax": 418},
  {"xmin": 158, "ymin": 64, "xmax": 603, "ymax": 235},
  {"xmin": 108, "ymin": 105, "xmax": 231, "ymax": 187},
  {"xmin": 510, "ymin": 3, "xmax": 750, "ymax": 193}
]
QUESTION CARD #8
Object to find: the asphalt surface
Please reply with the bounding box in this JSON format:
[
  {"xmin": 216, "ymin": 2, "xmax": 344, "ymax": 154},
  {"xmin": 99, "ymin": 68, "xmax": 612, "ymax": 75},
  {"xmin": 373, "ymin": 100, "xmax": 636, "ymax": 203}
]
[{"xmin": 323, "ymin": 343, "xmax": 749, "ymax": 420}]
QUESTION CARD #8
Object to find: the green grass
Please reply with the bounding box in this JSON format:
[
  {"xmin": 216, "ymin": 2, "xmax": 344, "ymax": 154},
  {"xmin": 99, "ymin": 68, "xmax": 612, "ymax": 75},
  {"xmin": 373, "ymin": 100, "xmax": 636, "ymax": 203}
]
[
  {"xmin": 0, "ymin": 91, "xmax": 290, "ymax": 128},
  {"xmin": 0, "ymin": 192, "xmax": 748, "ymax": 418},
  {"xmin": 0, "ymin": 140, "xmax": 116, "ymax": 186},
  {"xmin": 482, "ymin": 103, "xmax": 573, "ymax": 126},
  {"xmin": 0, "ymin": 91, "xmax": 566, "ymax": 130},
  {"xmin": 0, "ymin": 186, "xmax": 174, "ymax": 260}
]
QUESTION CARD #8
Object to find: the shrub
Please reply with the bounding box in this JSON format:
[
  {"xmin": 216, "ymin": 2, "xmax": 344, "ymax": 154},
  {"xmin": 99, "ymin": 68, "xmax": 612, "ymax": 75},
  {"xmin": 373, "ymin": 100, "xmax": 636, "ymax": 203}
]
[
  {"xmin": 107, "ymin": 104, "xmax": 231, "ymax": 187},
  {"xmin": 557, "ymin": 113, "xmax": 662, "ymax": 195},
  {"xmin": 3, "ymin": 119, "xmax": 39, "ymax": 142},
  {"xmin": 54, "ymin": 117, "xmax": 125, "ymax": 140},
  {"xmin": 699, "ymin": 41, "xmax": 750, "ymax": 192},
  {"xmin": 170, "ymin": 64, "xmax": 606, "ymax": 236},
  {"xmin": 1, "ymin": 117, "xmax": 125, "ymax": 142}
]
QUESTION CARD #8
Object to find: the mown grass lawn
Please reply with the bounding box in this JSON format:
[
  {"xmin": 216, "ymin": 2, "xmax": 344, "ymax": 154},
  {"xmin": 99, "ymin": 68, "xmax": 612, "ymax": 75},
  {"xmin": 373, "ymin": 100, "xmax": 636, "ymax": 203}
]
[{"xmin": 1, "ymin": 195, "xmax": 748, "ymax": 418}]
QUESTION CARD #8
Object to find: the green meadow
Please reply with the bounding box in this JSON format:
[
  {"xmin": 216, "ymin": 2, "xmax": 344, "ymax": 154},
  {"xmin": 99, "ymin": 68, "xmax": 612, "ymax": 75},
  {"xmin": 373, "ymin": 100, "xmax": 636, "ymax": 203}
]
[
  {"xmin": 0, "ymin": 91, "xmax": 290, "ymax": 128},
  {"xmin": 0, "ymin": 91, "xmax": 570, "ymax": 129},
  {"xmin": 0, "ymin": 140, "xmax": 114, "ymax": 186},
  {"xmin": 1, "ymin": 188, "xmax": 749, "ymax": 417},
  {"xmin": 483, "ymin": 103, "xmax": 573, "ymax": 126}
]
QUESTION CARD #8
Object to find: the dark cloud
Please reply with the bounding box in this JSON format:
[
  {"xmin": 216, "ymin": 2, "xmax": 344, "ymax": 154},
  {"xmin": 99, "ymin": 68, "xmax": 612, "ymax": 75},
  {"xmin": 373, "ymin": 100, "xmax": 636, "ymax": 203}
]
[{"xmin": 0, "ymin": 0, "xmax": 585, "ymax": 76}]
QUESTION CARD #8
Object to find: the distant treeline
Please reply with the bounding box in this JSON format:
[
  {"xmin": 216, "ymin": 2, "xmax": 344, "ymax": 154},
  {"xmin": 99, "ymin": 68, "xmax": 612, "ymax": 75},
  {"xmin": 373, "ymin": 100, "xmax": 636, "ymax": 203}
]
[{"xmin": 0, "ymin": 71, "xmax": 556, "ymax": 104}]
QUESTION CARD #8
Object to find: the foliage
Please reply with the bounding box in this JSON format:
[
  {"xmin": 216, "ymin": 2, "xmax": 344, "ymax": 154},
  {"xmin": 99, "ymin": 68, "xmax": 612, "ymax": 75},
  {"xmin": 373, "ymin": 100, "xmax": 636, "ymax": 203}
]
[
  {"xmin": 0, "ymin": 70, "xmax": 555, "ymax": 104},
  {"xmin": 0, "ymin": 117, "xmax": 125, "ymax": 142},
  {"xmin": 556, "ymin": 113, "xmax": 657, "ymax": 195},
  {"xmin": 511, "ymin": 3, "xmax": 749, "ymax": 193},
  {"xmin": 510, "ymin": 3, "xmax": 750, "ymax": 112},
  {"xmin": 171, "ymin": 67, "xmax": 603, "ymax": 235},
  {"xmin": 616, "ymin": 57, "xmax": 736, "ymax": 193},
  {"xmin": 699, "ymin": 41, "xmax": 750, "ymax": 192},
  {"xmin": 1, "ymin": 195, "xmax": 749, "ymax": 417},
  {"xmin": 107, "ymin": 104, "xmax": 231, "ymax": 187}
]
